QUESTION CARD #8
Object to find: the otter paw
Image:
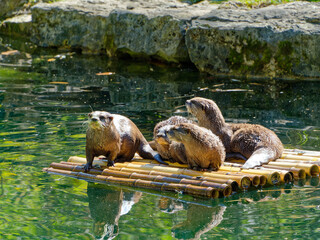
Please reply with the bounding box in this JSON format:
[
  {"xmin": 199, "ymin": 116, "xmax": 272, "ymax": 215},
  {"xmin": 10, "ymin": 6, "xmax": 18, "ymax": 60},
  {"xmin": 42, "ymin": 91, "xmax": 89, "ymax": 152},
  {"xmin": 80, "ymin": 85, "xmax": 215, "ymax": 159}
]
[
  {"xmin": 83, "ymin": 163, "xmax": 92, "ymax": 173},
  {"xmin": 107, "ymin": 160, "xmax": 115, "ymax": 167}
]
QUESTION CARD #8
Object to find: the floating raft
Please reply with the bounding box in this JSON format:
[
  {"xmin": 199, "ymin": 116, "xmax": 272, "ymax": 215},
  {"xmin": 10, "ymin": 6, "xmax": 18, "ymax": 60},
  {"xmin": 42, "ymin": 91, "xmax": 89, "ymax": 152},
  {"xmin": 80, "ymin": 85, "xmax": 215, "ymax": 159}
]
[{"xmin": 43, "ymin": 149, "xmax": 320, "ymax": 199}]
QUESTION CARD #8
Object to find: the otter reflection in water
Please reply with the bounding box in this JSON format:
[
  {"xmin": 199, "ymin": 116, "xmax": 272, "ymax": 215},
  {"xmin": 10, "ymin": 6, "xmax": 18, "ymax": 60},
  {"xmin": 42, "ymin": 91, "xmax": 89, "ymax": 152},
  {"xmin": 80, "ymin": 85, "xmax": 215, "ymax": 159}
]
[
  {"xmin": 87, "ymin": 183, "xmax": 142, "ymax": 239},
  {"xmin": 158, "ymin": 197, "xmax": 226, "ymax": 240}
]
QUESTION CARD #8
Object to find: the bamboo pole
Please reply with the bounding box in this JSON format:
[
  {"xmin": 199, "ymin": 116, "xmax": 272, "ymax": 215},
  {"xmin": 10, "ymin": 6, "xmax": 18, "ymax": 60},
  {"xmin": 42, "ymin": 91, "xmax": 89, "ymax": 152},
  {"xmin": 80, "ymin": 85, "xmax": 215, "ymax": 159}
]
[
  {"xmin": 63, "ymin": 160, "xmax": 240, "ymax": 192},
  {"xmin": 274, "ymin": 159, "xmax": 320, "ymax": 166},
  {"xmin": 220, "ymin": 163, "xmax": 280, "ymax": 185},
  {"xmin": 281, "ymin": 153, "xmax": 320, "ymax": 162},
  {"xmin": 128, "ymin": 161, "xmax": 262, "ymax": 187},
  {"xmin": 43, "ymin": 167, "xmax": 219, "ymax": 199},
  {"xmin": 130, "ymin": 161, "xmax": 259, "ymax": 187},
  {"xmin": 66, "ymin": 156, "xmax": 288, "ymax": 184},
  {"xmin": 266, "ymin": 162, "xmax": 319, "ymax": 176},
  {"xmin": 114, "ymin": 162, "xmax": 251, "ymax": 189},
  {"xmin": 253, "ymin": 167, "xmax": 293, "ymax": 183},
  {"xmin": 212, "ymin": 170, "xmax": 260, "ymax": 187},
  {"xmin": 68, "ymin": 156, "xmax": 109, "ymax": 167},
  {"xmin": 259, "ymin": 165, "xmax": 306, "ymax": 180},
  {"xmin": 108, "ymin": 166, "xmax": 239, "ymax": 192},
  {"xmin": 283, "ymin": 149, "xmax": 320, "ymax": 157},
  {"xmin": 67, "ymin": 156, "xmax": 253, "ymax": 189},
  {"xmin": 50, "ymin": 162, "xmax": 232, "ymax": 197},
  {"xmin": 130, "ymin": 160, "xmax": 264, "ymax": 186},
  {"xmin": 225, "ymin": 159, "xmax": 306, "ymax": 180},
  {"xmin": 258, "ymin": 175, "xmax": 267, "ymax": 186}
]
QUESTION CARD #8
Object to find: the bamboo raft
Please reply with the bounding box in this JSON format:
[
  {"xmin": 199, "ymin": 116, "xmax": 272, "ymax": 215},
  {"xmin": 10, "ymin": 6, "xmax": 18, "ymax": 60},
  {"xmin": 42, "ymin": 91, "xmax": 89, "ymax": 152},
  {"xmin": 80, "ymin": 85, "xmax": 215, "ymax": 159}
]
[{"xmin": 43, "ymin": 149, "xmax": 320, "ymax": 199}]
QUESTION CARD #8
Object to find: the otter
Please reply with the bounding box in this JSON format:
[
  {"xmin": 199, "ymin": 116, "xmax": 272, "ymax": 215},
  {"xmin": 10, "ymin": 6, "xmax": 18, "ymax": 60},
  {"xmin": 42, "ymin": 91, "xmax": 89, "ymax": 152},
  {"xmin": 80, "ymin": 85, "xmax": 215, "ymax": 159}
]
[
  {"xmin": 85, "ymin": 111, "xmax": 166, "ymax": 172},
  {"xmin": 165, "ymin": 123, "xmax": 226, "ymax": 170},
  {"xmin": 186, "ymin": 97, "xmax": 283, "ymax": 169},
  {"xmin": 151, "ymin": 116, "xmax": 193, "ymax": 164}
]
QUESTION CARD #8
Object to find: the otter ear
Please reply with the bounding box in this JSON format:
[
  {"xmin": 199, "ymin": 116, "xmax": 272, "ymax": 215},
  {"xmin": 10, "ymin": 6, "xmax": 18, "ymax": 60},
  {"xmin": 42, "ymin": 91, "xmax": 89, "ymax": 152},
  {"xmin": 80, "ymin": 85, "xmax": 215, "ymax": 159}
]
[
  {"xmin": 88, "ymin": 113, "xmax": 92, "ymax": 118},
  {"xmin": 108, "ymin": 116, "xmax": 114, "ymax": 121}
]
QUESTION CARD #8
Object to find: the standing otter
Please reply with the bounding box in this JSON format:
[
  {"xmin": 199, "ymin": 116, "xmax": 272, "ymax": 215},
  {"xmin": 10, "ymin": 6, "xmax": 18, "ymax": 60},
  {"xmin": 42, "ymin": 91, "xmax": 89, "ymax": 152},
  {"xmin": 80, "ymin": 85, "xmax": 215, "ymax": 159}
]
[
  {"xmin": 85, "ymin": 111, "xmax": 166, "ymax": 172},
  {"xmin": 186, "ymin": 97, "xmax": 283, "ymax": 169},
  {"xmin": 166, "ymin": 123, "xmax": 226, "ymax": 170},
  {"xmin": 152, "ymin": 116, "xmax": 193, "ymax": 164}
]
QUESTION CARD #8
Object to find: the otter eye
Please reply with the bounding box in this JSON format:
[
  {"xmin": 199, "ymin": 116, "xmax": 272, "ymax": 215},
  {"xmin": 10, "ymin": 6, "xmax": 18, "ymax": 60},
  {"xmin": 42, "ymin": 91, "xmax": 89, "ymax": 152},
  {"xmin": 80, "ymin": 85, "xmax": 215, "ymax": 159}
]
[
  {"xmin": 99, "ymin": 116, "xmax": 105, "ymax": 121},
  {"xmin": 201, "ymin": 105, "xmax": 205, "ymax": 111}
]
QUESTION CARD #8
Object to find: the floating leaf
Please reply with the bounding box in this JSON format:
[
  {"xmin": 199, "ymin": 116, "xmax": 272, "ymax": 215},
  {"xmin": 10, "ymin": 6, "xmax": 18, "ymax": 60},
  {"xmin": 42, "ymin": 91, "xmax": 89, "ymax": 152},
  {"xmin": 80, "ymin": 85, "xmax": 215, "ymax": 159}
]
[
  {"xmin": 96, "ymin": 72, "xmax": 115, "ymax": 76},
  {"xmin": 1, "ymin": 50, "xmax": 20, "ymax": 56},
  {"xmin": 49, "ymin": 82, "xmax": 69, "ymax": 85}
]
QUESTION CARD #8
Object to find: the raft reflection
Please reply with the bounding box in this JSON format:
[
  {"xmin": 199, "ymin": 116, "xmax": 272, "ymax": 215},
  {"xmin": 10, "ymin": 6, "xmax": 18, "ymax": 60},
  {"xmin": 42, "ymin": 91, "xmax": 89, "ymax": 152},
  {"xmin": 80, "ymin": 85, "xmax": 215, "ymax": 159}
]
[
  {"xmin": 158, "ymin": 197, "xmax": 226, "ymax": 239},
  {"xmin": 86, "ymin": 176, "xmax": 319, "ymax": 239}
]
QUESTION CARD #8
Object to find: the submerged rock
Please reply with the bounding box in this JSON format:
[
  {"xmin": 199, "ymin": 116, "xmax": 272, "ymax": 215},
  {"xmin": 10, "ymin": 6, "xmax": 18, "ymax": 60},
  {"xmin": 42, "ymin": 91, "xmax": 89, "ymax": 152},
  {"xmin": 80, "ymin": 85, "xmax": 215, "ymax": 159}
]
[{"xmin": 2, "ymin": 0, "xmax": 320, "ymax": 79}]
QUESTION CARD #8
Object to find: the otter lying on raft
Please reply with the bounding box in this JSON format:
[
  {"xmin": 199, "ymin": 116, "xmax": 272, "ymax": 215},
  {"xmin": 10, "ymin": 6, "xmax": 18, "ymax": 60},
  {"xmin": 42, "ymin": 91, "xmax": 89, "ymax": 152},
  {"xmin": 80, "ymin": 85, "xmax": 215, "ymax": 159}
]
[
  {"xmin": 150, "ymin": 116, "xmax": 192, "ymax": 164},
  {"xmin": 151, "ymin": 116, "xmax": 245, "ymax": 169},
  {"xmin": 166, "ymin": 123, "xmax": 226, "ymax": 171},
  {"xmin": 151, "ymin": 117, "xmax": 226, "ymax": 170},
  {"xmin": 186, "ymin": 97, "xmax": 283, "ymax": 169},
  {"xmin": 84, "ymin": 111, "xmax": 166, "ymax": 172}
]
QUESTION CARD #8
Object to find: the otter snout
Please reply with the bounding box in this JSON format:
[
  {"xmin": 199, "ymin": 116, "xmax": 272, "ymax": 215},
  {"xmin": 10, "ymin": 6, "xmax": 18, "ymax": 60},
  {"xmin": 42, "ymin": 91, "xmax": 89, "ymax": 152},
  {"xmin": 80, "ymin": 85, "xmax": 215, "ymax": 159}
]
[
  {"xmin": 156, "ymin": 132, "xmax": 171, "ymax": 144},
  {"xmin": 185, "ymin": 100, "xmax": 195, "ymax": 114}
]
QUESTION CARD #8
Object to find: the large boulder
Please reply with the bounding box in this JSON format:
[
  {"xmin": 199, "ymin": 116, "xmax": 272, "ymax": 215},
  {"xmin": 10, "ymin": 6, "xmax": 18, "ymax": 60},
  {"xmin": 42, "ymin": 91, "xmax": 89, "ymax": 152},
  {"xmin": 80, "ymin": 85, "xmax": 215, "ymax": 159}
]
[
  {"xmin": 0, "ymin": 0, "xmax": 26, "ymax": 20},
  {"xmin": 2, "ymin": 0, "xmax": 320, "ymax": 79},
  {"xmin": 185, "ymin": 2, "xmax": 320, "ymax": 79},
  {"xmin": 31, "ymin": 0, "xmax": 213, "ymax": 62}
]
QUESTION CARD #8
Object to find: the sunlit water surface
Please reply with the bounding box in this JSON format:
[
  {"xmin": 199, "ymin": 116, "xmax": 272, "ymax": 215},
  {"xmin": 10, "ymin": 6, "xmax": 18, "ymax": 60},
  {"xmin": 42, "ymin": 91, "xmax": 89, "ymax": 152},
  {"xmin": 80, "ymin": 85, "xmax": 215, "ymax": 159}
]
[{"xmin": 1, "ymin": 35, "xmax": 320, "ymax": 239}]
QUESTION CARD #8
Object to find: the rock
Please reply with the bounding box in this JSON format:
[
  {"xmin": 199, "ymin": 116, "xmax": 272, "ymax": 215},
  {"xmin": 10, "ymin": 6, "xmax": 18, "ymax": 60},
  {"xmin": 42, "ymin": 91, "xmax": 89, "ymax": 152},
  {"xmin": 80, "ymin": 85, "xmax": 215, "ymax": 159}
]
[
  {"xmin": 31, "ymin": 0, "xmax": 213, "ymax": 62},
  {"xmin": 2, "ymin": 0, "xmax": 320, "ymax": 79},
  {"xmin": 0, "ymin": 0, "xmax": 27, "ymax": 20},
  {"xmin": 185, "ymin": 2, "xmax": 320, "ymax": 79},
  {"xmin": 0, "ymin": 14, "xmax": 32, "ymax": 37}
]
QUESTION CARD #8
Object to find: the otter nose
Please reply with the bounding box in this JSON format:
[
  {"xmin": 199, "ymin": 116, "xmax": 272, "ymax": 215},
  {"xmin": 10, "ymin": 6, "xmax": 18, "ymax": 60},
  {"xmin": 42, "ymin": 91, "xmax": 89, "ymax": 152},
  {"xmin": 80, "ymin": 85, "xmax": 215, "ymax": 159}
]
[
  {"xmin": 156, "ymin": 132, "xmax": 165, "ymax": 138},
  {"xmin": 91, "ymin": 117, "xmax": 99, "ymax": 122}
]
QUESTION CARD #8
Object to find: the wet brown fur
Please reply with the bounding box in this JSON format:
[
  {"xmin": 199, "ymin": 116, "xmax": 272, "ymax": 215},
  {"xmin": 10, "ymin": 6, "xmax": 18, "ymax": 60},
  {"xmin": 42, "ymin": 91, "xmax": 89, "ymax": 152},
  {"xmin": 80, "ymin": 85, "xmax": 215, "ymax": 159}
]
[
  {"xmin": 166, "ymin": 123, "xmax": 226, "ymax": 170},
  {"xmin": 186, "ymin": 97, "xmax": 283, "ymax": 169},
  {"xmin": 152, "ymin": 116, "xmax": 192, "ymax": 164},
  {"xmin": 85, "ymin": 111, "xmax": 164, "ymax": 172}
]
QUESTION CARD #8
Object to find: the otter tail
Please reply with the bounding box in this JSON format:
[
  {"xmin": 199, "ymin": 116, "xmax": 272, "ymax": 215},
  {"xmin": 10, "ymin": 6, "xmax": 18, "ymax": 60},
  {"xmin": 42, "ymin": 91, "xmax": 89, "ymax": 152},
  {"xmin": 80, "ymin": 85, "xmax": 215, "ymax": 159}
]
[
  {"xmin": 241, "ymin": 147, "xmax": 275, "ymax": 169},
  {"xmin": 138, "ymin": 143, "xmax": 168, "ymax": 165}
]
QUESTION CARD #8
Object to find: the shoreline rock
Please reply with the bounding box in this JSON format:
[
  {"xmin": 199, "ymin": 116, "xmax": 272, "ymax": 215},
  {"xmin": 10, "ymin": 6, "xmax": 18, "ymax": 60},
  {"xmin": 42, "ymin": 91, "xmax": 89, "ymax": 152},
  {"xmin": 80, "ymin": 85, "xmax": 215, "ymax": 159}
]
[{"xmin": 1, "ymin": 0, "xmax": 320, "ymax": 80}]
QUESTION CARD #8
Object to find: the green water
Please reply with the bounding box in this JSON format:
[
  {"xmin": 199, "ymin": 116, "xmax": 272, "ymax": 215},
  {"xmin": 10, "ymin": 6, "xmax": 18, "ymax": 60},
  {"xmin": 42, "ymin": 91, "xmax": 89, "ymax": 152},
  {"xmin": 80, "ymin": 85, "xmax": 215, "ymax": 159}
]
[{"xmin": 1, "ymin": 35, "xmax": 320, "ymax": 240}]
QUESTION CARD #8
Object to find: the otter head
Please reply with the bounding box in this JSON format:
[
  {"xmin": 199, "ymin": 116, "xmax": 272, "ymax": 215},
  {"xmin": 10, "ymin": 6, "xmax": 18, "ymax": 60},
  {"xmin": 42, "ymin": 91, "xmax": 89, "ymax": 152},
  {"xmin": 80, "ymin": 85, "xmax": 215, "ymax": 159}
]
[
  {"xmin": 166, "ymin": 124, "xmax": 191, "ymax": 143},
  {"xmin": 186, "ymin": 97, "xmax": 225, "ymax": 130},
  {"xmin": 155, "ymin": 125, "xmax": 173, "ymax": 145},
  {"xmin": 88, "ymin": 111, "xmax": 114, "ymax": 129}
]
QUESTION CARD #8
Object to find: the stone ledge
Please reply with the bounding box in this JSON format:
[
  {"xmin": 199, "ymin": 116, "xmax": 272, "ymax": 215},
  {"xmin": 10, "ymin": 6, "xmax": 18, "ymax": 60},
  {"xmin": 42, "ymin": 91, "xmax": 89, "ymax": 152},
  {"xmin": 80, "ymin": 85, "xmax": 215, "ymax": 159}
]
[
  {"xmin": 2, "ymin": 0, "xmax": 320, "ymax": 79},
  {"xmin": 0, "ymin": 14, "xmax": 32, "ymax": 37}
]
